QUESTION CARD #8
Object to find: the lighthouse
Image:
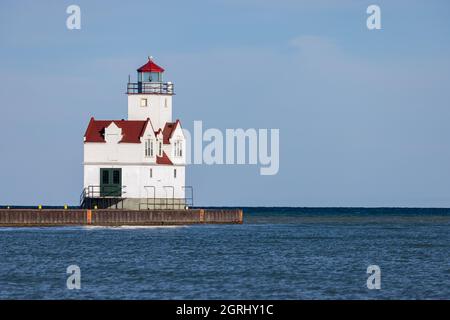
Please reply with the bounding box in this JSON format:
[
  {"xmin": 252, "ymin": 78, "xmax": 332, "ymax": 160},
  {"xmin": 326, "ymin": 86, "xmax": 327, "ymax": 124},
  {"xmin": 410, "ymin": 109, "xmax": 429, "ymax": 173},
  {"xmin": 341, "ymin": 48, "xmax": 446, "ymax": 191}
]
[{"xmin": 81, "ymin": 57, "xmax": 188, "ymax": 210}]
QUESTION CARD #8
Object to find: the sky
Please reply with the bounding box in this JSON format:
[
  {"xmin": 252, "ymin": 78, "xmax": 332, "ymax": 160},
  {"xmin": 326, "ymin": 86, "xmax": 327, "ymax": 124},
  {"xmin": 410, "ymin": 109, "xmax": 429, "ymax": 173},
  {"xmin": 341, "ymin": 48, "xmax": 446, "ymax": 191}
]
[{"xmin": 1, "ymin": 0, "xmax": 450, "ymax": 207}]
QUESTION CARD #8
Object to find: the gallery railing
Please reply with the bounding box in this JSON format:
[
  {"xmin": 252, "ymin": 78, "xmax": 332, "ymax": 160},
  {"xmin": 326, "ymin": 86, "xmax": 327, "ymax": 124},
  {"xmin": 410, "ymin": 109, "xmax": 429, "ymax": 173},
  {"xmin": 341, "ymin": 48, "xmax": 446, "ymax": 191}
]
[{"xmin": 126, "ymin": 82, "xmax": 174, "ymax": 94}]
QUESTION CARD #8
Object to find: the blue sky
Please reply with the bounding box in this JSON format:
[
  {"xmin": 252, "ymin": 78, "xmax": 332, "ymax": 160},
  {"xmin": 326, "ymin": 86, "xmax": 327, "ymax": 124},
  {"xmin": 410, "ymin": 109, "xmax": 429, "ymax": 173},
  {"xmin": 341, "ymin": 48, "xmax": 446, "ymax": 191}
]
[{"xmin": 1, "ymin": 0, "xmax": 450, "ymax": 207}]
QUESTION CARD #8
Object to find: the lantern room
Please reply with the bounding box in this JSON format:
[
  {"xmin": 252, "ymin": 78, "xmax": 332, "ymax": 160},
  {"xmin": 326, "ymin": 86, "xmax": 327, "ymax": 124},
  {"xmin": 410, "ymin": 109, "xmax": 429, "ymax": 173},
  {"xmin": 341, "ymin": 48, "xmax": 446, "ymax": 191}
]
[
  {"xmin": 137, "ymin": 56, "xmax": 164, "ymax": 83},
  {"xmin": 127, "ymin": 57, "xmax": 174, "ymax": 95}
]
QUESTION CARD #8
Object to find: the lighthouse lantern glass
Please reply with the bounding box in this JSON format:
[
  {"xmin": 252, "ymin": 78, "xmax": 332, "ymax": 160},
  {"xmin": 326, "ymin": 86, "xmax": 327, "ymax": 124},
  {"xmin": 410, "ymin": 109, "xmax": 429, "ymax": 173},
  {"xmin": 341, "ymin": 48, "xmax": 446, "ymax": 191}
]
[{"xmin": 139, "ymin": 72, "xmax": 162, "ymax": 83}]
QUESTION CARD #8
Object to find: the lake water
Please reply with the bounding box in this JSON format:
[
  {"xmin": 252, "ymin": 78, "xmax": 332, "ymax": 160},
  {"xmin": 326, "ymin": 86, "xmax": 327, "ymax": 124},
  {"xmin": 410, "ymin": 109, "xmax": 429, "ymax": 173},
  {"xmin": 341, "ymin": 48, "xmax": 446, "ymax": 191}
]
[{"xmin": 0, "ymin": 207, "xmax": 449, "ymax": 299}]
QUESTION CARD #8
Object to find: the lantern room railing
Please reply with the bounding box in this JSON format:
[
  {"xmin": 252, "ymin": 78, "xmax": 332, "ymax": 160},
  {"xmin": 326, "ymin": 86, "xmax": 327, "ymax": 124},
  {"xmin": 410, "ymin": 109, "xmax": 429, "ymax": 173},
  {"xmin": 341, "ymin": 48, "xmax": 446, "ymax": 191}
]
[{"xmin": 127, "ymin": 82, "xmax": 174, "ymax": 95}]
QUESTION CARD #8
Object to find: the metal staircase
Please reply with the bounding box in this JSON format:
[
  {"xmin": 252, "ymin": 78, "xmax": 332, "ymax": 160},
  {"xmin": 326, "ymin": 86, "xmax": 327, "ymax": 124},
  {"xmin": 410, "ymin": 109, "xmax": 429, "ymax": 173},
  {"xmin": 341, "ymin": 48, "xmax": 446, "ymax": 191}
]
[{"xmin": 80, "ymin": 185, "xmax": 127, "ymax": 209}]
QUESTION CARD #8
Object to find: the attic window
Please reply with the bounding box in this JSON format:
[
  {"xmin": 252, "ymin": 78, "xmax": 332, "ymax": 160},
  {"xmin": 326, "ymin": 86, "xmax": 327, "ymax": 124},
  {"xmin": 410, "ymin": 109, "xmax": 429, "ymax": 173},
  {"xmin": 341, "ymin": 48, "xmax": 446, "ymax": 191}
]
[
  {"xmin": 145, "ymin": 139, "xmax": 154, "ymax": 157},
  {"xmin": 140, "ymin": 98, "xmax": 148, "ymax": 107},
  {"xmin": 174, "ymin": 140, "xmax": 183, "ymax": 157}
]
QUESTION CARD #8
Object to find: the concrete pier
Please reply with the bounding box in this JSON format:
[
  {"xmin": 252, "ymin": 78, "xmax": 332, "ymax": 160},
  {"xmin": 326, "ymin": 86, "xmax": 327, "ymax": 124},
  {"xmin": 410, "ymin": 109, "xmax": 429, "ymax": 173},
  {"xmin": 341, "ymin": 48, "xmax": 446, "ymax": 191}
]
[{"xmin": 0, "ymin": 209, "xmax": 243, "ymax": 227}]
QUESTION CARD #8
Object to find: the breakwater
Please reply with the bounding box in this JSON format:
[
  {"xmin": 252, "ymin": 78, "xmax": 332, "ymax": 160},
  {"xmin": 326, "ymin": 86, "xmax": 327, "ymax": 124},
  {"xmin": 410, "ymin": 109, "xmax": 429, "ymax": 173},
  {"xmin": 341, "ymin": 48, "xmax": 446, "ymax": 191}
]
[{"xmin": 0, "ymin": 208, "xmax": 243, "ymax": 226}]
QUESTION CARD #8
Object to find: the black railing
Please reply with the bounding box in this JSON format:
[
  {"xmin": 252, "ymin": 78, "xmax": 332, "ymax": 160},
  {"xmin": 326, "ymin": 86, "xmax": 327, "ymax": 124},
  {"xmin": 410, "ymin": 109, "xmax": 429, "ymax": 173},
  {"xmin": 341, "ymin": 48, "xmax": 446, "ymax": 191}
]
[
  {"xmin": 183, "ymin": 186, "xmax": 194, "ymax": 208},
  {"xmin": 127, "ymin": 82, "xmax": 174, "ymax": 94},
  {"xmin": 80, "ymin": 185, "xmax": 127, "ymax": 209},
  {"xmin": 80, "ymin": 185, "xmax": 194, "ymax": 210},
  {"xmin": 142, "ymin": 186, "xmax": 156, "ymax": 209},
  {"xmin": 138, "ymin": 185, "xmax": 194, "ymax": 210}
]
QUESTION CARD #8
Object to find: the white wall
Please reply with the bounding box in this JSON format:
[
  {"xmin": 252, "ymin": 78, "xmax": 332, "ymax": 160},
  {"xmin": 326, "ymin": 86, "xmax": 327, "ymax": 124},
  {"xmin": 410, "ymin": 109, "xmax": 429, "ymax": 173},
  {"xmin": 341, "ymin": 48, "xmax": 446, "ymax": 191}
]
[
  {"xmin": 127, "ymin": 94, "xmax": 172, "ymax": 129},
  {"xmin": 84, "ymin": 139, "xmax": 185, "ymax": 165},
  {"xmin": 83, "ymin": 164, "xmax": 185, "ymax": 199}
]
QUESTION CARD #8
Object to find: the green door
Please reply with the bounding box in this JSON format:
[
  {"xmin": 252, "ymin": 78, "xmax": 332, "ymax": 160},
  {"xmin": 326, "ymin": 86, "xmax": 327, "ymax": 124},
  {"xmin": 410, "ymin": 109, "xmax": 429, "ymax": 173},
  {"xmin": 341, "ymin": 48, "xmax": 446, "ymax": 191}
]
[{"xmin": 100, "ymin": 168, "xmax": 122, "ymax": 197}]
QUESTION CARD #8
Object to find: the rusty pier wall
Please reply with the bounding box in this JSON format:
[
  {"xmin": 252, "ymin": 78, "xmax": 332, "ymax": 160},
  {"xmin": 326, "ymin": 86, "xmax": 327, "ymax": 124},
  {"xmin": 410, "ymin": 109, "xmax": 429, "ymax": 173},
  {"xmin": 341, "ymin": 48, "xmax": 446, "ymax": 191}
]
[{"xmin": 0, "ymin": 209, "xmax": 243, "ymax": 227}]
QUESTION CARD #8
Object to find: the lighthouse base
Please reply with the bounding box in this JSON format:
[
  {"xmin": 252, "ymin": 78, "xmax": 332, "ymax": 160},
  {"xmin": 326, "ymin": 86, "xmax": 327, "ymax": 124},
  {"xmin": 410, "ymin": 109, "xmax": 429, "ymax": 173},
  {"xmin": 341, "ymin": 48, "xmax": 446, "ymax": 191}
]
[{"xmin": 81, "ymin": 198, "xmax": 187, "ymax": 210}]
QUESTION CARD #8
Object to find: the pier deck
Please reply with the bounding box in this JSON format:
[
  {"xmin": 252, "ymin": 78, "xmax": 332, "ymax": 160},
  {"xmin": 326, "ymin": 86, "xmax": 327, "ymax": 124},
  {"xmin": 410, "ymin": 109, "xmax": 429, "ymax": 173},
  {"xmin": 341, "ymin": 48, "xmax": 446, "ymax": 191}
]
[{"xmin": 0, "ymin": 208, "xmax": 243, "ymax": 227}]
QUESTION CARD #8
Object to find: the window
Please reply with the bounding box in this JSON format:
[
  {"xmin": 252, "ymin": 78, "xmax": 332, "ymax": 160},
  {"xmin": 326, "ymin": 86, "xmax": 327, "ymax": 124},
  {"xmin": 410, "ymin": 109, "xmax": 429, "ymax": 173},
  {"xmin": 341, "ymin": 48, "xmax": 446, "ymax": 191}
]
[
  {"xmin": 113, "ymin": 170, "xmax": 120, "ymax": 184},
  {"xmin": 150, "ymin": 140, "xmax": 154, "ymax": 156},
  {"xmin": 174, "ymin": 169, "xmax": 177, "ymax": 178},
  {"xmin": 145, "ymin": 139, "xmax": 154, "ymax": 157},
  {"xmin": 102, "ymin": 170, "xmax": 109, "ymax": 184},
  {"xmin": 158, "ymin": 141, "xmax": 162, "ymax": 156},
  {"xmin": 140, "ymin": 98, "xmax": 148, "ymax": 107},
  {"xmin": 164, "ymin": 98, "xmax": 168, "ymax": 108},
  {"xmin": 150, "ymin": 168, "xmax": 153, "ymax": 178},
  {"xmin": 140, "ymin": 72, "xmax": 161, "ymax": 82},
  {"xmin": 174, "ymin": 140, "xmax": 183, "ymax": 157}
]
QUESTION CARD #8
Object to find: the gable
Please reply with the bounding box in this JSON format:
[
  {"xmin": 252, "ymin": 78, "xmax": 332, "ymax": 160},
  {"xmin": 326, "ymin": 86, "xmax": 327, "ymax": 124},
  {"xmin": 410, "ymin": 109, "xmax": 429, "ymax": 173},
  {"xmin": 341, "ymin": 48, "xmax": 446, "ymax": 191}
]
[
  {"xmin": 162, "ymin": 120, "xmax": 183, "ymax": 144},
  {"xmin": 141, "ymin": 118, "xmax": 157, "ymax": 139},
  {"xmin": 104, "ymin": 122, "xmax": 122, "ymax": 144},
  {"xmin": 84, "ymin": 118, "xmax": 149, "ymax": 143}
]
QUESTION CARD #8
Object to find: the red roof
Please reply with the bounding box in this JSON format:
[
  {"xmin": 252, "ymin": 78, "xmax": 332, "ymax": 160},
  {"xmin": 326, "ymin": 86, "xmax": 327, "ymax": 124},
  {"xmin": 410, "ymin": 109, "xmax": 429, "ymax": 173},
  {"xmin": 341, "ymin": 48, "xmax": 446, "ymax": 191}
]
[
  {"xmin": 137, "ymin": 58, "xmax": 165, "ymax": 73},
  {"xmin": 156, "ymin": 151, "xmax": 173, "ymax": 165},
  {"xmin": 84, "ymin": 118, "xmax": 148, "ymax": 143},
  {"xmin": 162, "ymin": 120, "xmax": 180, "ymax": 144}
]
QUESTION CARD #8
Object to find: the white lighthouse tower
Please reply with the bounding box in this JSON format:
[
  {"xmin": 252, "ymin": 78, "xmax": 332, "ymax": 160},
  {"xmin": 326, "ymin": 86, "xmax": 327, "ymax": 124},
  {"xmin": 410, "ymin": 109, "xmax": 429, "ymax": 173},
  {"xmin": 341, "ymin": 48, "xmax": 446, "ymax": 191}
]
[
  {"xmin": 82, "ymin": 57, "xmax": 188, "ymax": 210},
  {"xmin": 127, "ymin": 56, "xmax": 173, "ymax": 129}
]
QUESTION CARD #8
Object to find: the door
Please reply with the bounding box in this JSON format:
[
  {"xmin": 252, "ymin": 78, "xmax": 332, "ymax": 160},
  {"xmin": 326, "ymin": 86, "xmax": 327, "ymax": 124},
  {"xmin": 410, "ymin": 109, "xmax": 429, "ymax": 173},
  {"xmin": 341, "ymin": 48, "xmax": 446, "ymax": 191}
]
[{"xmin": 100, "ymin": 168, "xmax": 122, "ymax": 197}]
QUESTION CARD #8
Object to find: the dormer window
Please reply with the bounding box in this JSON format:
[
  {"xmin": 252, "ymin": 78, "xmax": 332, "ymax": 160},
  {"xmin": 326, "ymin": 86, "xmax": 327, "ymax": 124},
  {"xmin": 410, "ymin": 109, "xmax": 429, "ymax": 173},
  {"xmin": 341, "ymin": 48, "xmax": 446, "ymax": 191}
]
[
  {"xmin": 174, "ymin": 140, "xmax": 183, "ymax": 157},
  {"xmin": 145, "ymin": 140, "xmax": 149, "ymax": 157},
  {"xmin": 140, "ymin": 98, "xmax": 148, "ymax": 107},
  {"xmin": 145, "ymin": 139, "xmax": 154, "ymax": 157}
]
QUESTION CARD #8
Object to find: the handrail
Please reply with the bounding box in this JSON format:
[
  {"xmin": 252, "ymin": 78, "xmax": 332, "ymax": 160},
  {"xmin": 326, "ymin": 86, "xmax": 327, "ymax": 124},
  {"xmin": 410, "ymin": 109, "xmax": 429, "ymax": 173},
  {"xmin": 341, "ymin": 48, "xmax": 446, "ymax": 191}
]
[
  {"xmin": 127, "ymin": 82, "xmax": 174, "ymax": 94},
  {"xmin": 182, "ymin": 186, "xmax": 194, "ymax": 207},
  {"xmin": 80, "ymin": 185, "xmax": 194, "ymax": 210},
  {"xmin": 143, "ymin": 186, "xmax": 156, "ymax": 210},
  {"xmin": 163, "ymin": 186, "xmax": 174, "ymax": 210},
  {"xmin": 79, "ymin": 185, "xmax": 127, "ymax": 207}
]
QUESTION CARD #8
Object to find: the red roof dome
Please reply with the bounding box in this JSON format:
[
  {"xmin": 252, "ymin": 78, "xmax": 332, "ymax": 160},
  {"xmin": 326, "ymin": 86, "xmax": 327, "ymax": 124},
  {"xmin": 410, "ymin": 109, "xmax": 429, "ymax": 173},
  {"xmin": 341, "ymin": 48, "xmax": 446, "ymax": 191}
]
[{"xmin": 137, "ymin": 58, "xmax": 165, "ymax": 73}]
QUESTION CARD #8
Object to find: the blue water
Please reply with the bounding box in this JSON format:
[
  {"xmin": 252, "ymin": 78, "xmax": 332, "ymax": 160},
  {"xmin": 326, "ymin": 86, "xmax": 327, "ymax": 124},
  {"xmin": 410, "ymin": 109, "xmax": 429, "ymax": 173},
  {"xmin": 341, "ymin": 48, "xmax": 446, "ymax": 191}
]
[{"xmin": 0, "ymin": 208, "xmax": 449, "ymax": 299}]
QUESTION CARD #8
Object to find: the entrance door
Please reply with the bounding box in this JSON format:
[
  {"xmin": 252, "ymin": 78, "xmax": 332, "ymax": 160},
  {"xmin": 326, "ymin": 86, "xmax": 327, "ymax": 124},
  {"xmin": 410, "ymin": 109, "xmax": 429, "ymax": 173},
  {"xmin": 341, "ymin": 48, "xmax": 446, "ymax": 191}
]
[{"xmin": 100, "ymin": 168, "xmax": 122, "ymax": 197}]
